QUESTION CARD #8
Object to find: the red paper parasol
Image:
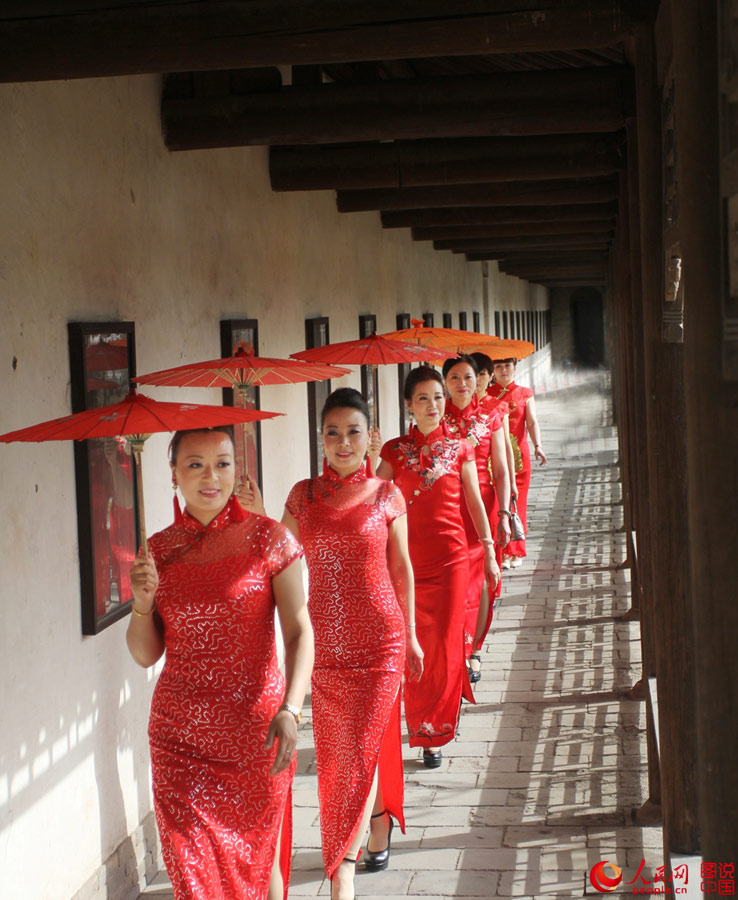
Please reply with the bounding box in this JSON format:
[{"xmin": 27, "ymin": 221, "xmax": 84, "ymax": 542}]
[
  {"xmin": 0, "ymin": 388, "xmax": 280, "ymax": 554},
  {"xmin": 135, "ymin": 347, "xmax": 350, "ymax": 476},
  {"xmin": 455, "ymin": 337, "xmax": 535, "ymax": 361},
  {"xmin": 290, "ymin": 332, "xmax": 457, "ymax": 426},
  {"xmin": 380, "ymin": 318, "xmax": 504, "ymax": 352}
]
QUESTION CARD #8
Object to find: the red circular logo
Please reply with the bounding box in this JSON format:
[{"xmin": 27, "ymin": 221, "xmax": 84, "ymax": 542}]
[{"xmin": 590, "ymin": 861, "xmax": 623, "ymax": 892}]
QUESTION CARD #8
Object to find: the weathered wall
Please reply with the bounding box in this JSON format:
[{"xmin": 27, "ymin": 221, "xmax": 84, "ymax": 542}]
[{"xmin": 0, "ymin": 74, "xmax": 549, "ymax": 900}]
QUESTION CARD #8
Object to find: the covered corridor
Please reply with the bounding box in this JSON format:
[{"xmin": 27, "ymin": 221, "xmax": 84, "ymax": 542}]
[{"xmin": 142, "ymin": 378, "xmax": 679, "ymax": 899}]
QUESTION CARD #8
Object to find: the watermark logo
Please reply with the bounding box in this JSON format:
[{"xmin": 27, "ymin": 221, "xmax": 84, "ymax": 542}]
[{"xmin": 590, "ymin": 861, "xmax": 623, "ymax": 893}]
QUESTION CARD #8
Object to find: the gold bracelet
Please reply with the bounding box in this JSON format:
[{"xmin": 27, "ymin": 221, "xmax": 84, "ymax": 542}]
[{"xmin": 131, "ymin": 601, "xmax": 155, "ymax": 616}]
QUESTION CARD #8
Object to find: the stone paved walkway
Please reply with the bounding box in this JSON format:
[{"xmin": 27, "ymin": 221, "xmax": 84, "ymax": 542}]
[{"xmin": 143, "ymin": 378, "xmax": 663, "ymax": 899}]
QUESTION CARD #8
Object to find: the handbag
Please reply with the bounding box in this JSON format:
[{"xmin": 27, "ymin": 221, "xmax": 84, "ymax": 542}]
[{"xmin": 508, "ymin": 497, "xmax": 526, "ymax": 542}]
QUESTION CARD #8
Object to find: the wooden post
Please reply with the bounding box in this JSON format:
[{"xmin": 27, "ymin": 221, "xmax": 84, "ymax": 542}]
[
  {"xmin": 633, "ymin": 26, "xmax": 699, "ymax": 856},
  {"xmin": 672, "ymin": 0, "xmax": 738, "ymax": 866}
]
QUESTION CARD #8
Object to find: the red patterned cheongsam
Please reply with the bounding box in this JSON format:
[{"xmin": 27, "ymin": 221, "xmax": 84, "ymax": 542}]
[
  {"xmin": 148, "ymin": 496, "xmax": 302, "ymax": 900},
  {"xmin": 285, "ymin": 461, "xmax": 407, "ymax": 879},
  {"xmin": 487, "ymin": 382, "xmax": 535, "ymax": 558},
  {"xmin": 444, "ymin": 396, "xmax": 503, "ymax": 654},
  {"xmin": 380, "ymin": 424, "xmax": 475, "ymax": 748}
]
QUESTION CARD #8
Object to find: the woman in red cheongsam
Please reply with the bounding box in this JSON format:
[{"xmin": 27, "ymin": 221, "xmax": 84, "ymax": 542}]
[
  {"xmin": 442, "ymin": 356, "xmax": 511, "ymax": 684},
  {"xmin": 281, "ymin": 388, "xmax": 423, "ymax": 900},
  {"xmin": 487, "ymin": 357, "xmax": 547, "ymax": 567},
  {"xmin": 377, "ymin": 366, "xmax": 500, "ymax": 770},
  {"xmin": 127, "ymin": 426, "xmax": 314, "ymax": 900}
]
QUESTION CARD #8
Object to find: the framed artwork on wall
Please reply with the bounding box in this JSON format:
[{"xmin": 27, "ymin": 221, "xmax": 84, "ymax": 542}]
[
  {"xmin": 68, "ymin": 322, "xmax": 139, "ymax": 635},
  {"xmin": 220, "ymin": 319, "xmax": 263, "ymax": 491}
]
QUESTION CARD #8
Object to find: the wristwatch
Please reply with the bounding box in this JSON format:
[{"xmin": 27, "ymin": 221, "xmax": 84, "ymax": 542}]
[{"xmin": 279, "ymin": 702, "xmax": 302, "ymax": 724}]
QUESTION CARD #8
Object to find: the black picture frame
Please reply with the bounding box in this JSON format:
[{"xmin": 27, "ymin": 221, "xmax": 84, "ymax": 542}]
[
  {"xmin": 473, "ymin": 311, "xmax": 481, "ymax": 333},
  {"xmin": 396, "ymin": 312, "xmax": 412, "ymax": 435},
  {"xmin": 220, "ymin": 319, "xmax": 263, "ymax": 492},
  {"xmin": 305, "ymin": 317, "xmax": 331, "ymax": 477},
  {"xmin": 358, "ymin": 314, "xmax": 379, "ymax": 428},
  {"xmin": 459, "ymin": 311, "xmax": 468, "ymax": 331},
  {"xmin": 68, "ymin": 322, "xmax": 139, "ymax": 635},
  {"xmin": 442, "ymin": 312, "xmax": 453, "ymax": 328}
]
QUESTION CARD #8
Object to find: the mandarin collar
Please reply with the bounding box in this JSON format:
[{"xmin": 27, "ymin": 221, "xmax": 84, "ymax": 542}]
[
  {"xmin": 177, "ymin": 494, "xmax": 248, "ymax": 532},
  {"xmin": 409, "ymin": 422, "xmax": 449, "ymax": 447},
  {"xmin": 445, "ymin": 394, "xmax": 480, "ymax": 420},
  {"xmin": 489, "ymin": 380, "xmax": 515, "ymax": 398},
  {"xmin": 322, "ymin": 457, "xmax": 372, "ymax": 483}
]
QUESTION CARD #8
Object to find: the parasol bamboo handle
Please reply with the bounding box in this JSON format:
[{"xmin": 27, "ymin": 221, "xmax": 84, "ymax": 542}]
[
  {"xmin": 372, "ymin": 364, "xmax": 378, "ymax": 430},
  {"xmin": 131, "ymin": 444, "xmax": 148, "ymax": 556},
  {"xmin": 237, "ymin": 386, "xmax": 249, "ymax": 481}
]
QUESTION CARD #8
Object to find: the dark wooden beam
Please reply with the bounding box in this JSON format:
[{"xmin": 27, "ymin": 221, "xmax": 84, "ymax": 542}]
[
  {"xmin": 500, "ymin": 264, "xmax": 608, "ymax": 279},
  {"xmin": 434, "ymin": 221, "xmax": 615, "ymax": 249},
  {"xmin": 454, "ymin": 234, "xmax": 615, "ymax": 253},
  {"xmin": 270, "ymin": 133, "xmax": 625, "ymax": 191},
  {"xmin": 163, "ymin": 66, "xmax": 631, "ymax": 149},
  {"xmin": 0, "ymin": 1, "xmax": 657, "ymax": 83},
  {"xmin": 384, "ymin": 202, "xmax": 617, "ymax": 230},
  {"xmin": 495, "ymin": 252, "xmax": 610, "ymax": 266},
  {"xmin": 336, "ymin": 176, "xmax": 620, "ymax": 212},
  {"xmin": 413, "ymin": 221, "xmax": 614, "ymax": 241}
]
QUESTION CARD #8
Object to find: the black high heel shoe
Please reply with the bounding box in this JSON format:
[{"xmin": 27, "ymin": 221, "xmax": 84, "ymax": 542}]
[
  {"xmin": 468, "ymin": 652, "xmax": 482, "ymax": 684},
  {"xmin": 364, "ymin": 810, "xmax": 394, "ymax": 871}
]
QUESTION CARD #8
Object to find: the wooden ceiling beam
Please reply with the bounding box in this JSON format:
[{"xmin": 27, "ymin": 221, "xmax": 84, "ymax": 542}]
[
  {"xmin": 413, "ymin": 221, "xmax": 614, "ymax": 241},
  {"xmin": 384, "ymin": 201, "xmax": 617, "ymax": 230},
  {"xmin": 162, "ymin": 66, "xmax": 631, "ymax": 149},
  {"xmin": 453, "ymin": 234, "xmax": 615, "ymax": 253},
  {"xmin": 336, "ymin": 176, "xmax": 620, "ymax": 212},
  {"xmin": 270, "ymin": 133, "xmax": 625, "ymax": 191},
  {"xmin": 434, "ymin": 221, "xmax": 615, "ymax": 249},
  {"xmin": 0, "ymin": 1, "xmax": 657, "ymax": 83}
]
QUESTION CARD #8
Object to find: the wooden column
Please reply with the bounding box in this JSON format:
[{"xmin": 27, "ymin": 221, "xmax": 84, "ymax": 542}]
[
  {"xmin": 672, "ymin": 0, "xmax": 738, "ymax": 866},
  {"xmin": 623, "ymin": 122, "xmax": 662, "ymax": 817},
  {"xmin": 634, "ymin": 28, "xmax": 699, "ymax": 856}
]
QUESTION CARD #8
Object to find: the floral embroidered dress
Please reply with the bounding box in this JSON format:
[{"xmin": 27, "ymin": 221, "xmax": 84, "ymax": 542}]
[
  {"xmin": 380, "ymin": 424, "xmax": 475, "ymax": 747},
  {"xmin": 487, "ymin": 381, "xmax": 535, "ymax": 558},
  {"xmin": 444, "ymin": 396, "xmax": 503, "ymax": 655},
  {"xmin": 148, "ymin": 496, "xmax": 302, "ymax": 900},
  {"xmin": 285, "ymin": 461, "xmax": 407, "ymax": 879}
]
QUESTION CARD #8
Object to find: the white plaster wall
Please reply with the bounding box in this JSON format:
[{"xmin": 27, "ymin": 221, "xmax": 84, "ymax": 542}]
[{"xmin": 0, "ymin": 74, "xmax": 546, "ymax": 900}]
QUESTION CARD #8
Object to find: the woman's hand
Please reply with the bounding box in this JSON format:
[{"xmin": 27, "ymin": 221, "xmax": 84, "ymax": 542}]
[
  {"xmin": 405, "ymin": 631, "xmax": 425, "ymax": 682},
  {"xmin": 534, "ymin": 445, "xmax": 547, "ymax": 466},
  {"xmin": 367, "ymin": 427, "xmax": 383, "ymax": 473},
  {"xmin": 129, "ymin": 550, "xmax": 159, "ymax": 612},
  {"xmin": 265, "ymin": 709, "xmax": 298, "ymax": 775},
  {"xmin": 237, "ymin": 474, "xmax": 266, "ymax": 515},
  {"xmin": 497, "ymin": 513, "xmax": 511, "ymax": 548},
  {"xmin": 511, "ymin": 482, "xmax": 519, "ymax": 501},
  {"xmin": 484, "ymin": 545, "xmax": 501, "ymax": 591}
]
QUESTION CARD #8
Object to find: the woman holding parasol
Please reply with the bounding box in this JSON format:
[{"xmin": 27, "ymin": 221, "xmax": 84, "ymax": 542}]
[
  {"xmin": 127, "ymin": 425, "xmax": 314, "ymax": 900},
  {"xmin": 242, "ymin": 388, "xmax": 423, "ymax": 900}
]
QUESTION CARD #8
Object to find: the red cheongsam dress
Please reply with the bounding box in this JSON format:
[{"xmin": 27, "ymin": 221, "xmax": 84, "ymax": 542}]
[
  {"xmin": 285, "ymin": 461, "xmax": 407, "ymax": 879},
  {"xmin": 148, "ymin": 496, "xmax": 302, "ymax": 900},
  {"xmin": 443, "ymin": 397, "xmax": 503, "ymax": 656},
  {"xmin": 487, "ymin": 382, "xmax": 535, "ymax": 558},
  {"xmin": 380, "ymin": 424, "xmax": 475, "ymax": 748}
]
